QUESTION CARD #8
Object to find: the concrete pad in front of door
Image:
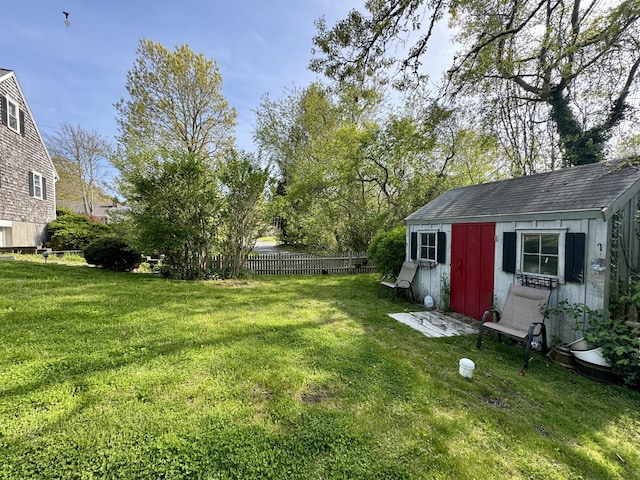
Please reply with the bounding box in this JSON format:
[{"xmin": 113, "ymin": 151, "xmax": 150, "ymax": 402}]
[{"xmin": 388, "ymin": 310, "xmax": 478, "ymax": 338}]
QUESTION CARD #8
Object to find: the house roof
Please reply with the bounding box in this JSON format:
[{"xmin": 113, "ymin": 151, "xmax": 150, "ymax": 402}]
[
  {"xmin": 57, "ymin": 200, "xmax": 124, "ymax": 221},
  {"xmin": 405, "ymin": 158, "xmax": 640, "ymax": 224}
]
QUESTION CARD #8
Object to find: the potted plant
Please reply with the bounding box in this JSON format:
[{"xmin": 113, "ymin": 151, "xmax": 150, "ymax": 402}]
[
  {"xmin": 546, "ymin": 300, "xmax": 614, "ymax": 381},
  {"xmin": 579, "ymin": 317, "xmax": 640, "ymax": 387},
  {"xmin": 545, "ymin": 300, "xmax": 594, "ymax": 370}
]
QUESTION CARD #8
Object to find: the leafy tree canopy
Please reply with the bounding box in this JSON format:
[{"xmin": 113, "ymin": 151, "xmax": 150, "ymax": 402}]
[
  {"xmin": 312, "ymin": 0, "xmax": 640, "ymax": 166},
  {"xmin": 115, "ymin": 39, "xmax": 236, "ymax": 161},
  {"xmin": 254, "ymin": 82, "xmax": 501, "ymax": 251}
]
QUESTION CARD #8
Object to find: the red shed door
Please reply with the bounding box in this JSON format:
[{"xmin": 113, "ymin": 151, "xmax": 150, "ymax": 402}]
[{"xmin": 450, "ymin": 223, "xmax": 496, "ymax": 320}]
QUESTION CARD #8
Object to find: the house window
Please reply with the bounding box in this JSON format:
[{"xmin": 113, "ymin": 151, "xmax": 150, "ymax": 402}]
[
  {"xmin": 31, "ymin": 171, "xmax": 43, "ymax": 199},
  {"xmin": 6, "ymin": 98, "xmax": 19, "ymax": 133},
  {"xmin": 419, "ymin": 232, "xmax": 437, "ymax": 261}
]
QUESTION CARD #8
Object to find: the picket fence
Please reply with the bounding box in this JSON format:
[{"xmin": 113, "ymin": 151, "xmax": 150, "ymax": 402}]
[
  {"xmin": 0, "ymin": 246, "xmax": 374, "ymax": 276},
  {"xmin": 213, "ymin": 252, "xmax": 374, "ymax": 275}
]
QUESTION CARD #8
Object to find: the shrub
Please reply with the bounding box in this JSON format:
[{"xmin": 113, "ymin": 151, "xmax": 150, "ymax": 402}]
[
  {"xmin": 367, "ymin": 226, "xmax": 406, "ymax": 277},
  {"xmin": 584, "ymin": 318, "xmax": 640, "ymax": 389},
  {"xmin": 84, "ymin": 237, "xmax": 141, "ymax": 272},
  {"xmin": 548, "ymin": 299, "xmax": 640, "ymax": 389},
  {"xmin": 48, "ymin": 209, "xmax": 112, "ymax": 250}
]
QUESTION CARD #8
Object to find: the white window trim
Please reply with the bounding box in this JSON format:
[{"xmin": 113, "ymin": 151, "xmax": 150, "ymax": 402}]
[
  {"xmin": 516, "ymin": 228, "xmax": 567, "ymax": 283},
  {"xmin": 32, "ymin": 170, "xmax": 43, "ymax": 200},
  {"xmin": 6, "ymin": 97, "xmax": 19, "ymax": 134},
  {"xmin": 418, "ymin": 230, "xmax": 438, "ymax": 263}
]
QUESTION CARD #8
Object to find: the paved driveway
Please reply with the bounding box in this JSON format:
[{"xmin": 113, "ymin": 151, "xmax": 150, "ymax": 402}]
[{"xmin": 253, "ymin": 240, "xmax": 296, "ymax": 255}]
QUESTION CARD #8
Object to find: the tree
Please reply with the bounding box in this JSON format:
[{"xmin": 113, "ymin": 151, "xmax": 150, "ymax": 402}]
[
  {"xmin": 254, "ymin": 82, "xmax": 498, "ymax": 251},
  {"xmin": 612, "ymin": 132, "xmax": 640, "ymax": 158},
  {"xmin": 112, "ymin": 40, "xmax": 237, "ymax": 278},
  {"xmin": 115, "ymin": 39, "xmax": 236, "ymax": 160},
  {"xmin": 46, "ymin": 123, "xmax": 112, "ymax": 215},
  {"xmin": 117, "ymin": 149, "xmax": 221, "ymax": 279},
  {"xmin": 217, "ymin": 150, "xmax": 270, "ymax": 278},
  {"xmin": 255, "ymin": 83, "xmax": 387, "ymax": 251},
  {"xmin": 312, "ymin": 1, "xmax": 640, "ymax": 166}
]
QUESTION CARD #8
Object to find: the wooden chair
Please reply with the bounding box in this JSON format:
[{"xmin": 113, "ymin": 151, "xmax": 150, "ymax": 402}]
[
  {"xmin": 476, "ymin": 284, "xmax": 551, "ymax": 367},
  {"xmin": 379, "ymin": 261, "xmax": 418, "ymax": 302}
]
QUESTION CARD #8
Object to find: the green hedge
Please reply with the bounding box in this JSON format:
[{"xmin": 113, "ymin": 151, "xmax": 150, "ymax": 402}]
[
  {"xmin": 367, "ymin": 226, "xmax": 406, "ymax": 277},
  {"xmin": 84, "ymin": 237, "xmax": 141, "ymax": 272},
  {"xmin": 48, "ymin": 208, "xmax": 112, "ymax": 250}
]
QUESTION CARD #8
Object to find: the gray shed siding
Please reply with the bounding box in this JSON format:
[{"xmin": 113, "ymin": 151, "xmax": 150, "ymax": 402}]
[
  {"xmin": 0, "ymin": 72, "xmax": 56, "ymax": 247},
  {"xmin": 407, "ymin": 216, "xmax": 613, "ymax": 344},
  {"xmin": 493, "ymin": 217, "xmax": 607, "ymax": 343}
]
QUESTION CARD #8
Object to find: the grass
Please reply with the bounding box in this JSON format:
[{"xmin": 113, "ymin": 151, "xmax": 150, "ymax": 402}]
[
  {"xmin": 8, "ymin": 253, "xmax": 87, "ymax": 265},
  {"xmin": 0, "ymin": 261, "xmax": 639, "ymax": 479}
]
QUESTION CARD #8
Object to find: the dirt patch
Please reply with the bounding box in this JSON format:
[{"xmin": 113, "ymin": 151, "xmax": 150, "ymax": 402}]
[{"xmin": 299, "ymin": 389, "xmax": 332, "ymax": 404}]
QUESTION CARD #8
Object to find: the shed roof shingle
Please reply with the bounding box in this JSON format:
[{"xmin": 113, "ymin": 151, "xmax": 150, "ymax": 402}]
[{"xmin": 405, "ymin": 159, "xmax": 640, "ymax": 223}]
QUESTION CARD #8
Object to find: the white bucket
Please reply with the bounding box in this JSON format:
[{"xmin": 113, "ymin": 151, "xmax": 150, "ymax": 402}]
[{"xmin": 459, "ymin": 358, "xmax": 475, "ymax": 378}]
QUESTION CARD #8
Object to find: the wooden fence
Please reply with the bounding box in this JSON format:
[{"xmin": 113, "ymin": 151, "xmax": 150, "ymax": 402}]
[
  {"xmin": 213, "ymin": 252, "xmax": 375, "ymax": 275},
  {"xmin": 0, "ymin": 246, "xmax": 374, "ymax": 276}
]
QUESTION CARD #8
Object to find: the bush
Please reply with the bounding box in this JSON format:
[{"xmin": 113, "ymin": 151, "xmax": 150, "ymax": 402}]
[
  {"xmin": 548, "ymin": 299, "xmax": 640, "ymax": 389},
  {"xmin": 367, "ymin": 226, "xmax": 406, "ymax": 277},
  {"xmin": 584, "ymin": 318, "xmax": 640, "ymax": 389},
  {"xmin": 84, "ymin": 237, "xmax": 141, "ymax": 272},
  {"xmin": 48, "ymin": 209, "xmax": 112, "ymax": 250}
]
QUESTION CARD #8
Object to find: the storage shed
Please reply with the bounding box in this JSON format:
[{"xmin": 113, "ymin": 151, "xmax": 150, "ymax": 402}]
[{"xmin": 404, "ymin": 158, "xmax": 640, "ymax": 343}]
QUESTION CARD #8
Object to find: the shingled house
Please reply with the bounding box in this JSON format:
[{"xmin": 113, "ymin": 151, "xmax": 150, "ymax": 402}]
[
  {"xmin": 404, "ymin": 159, "xmax": 640, "ymax": 343},
  {"xmin": 0, "ymin": 69, "xmax": 57, "ymax": 248}
]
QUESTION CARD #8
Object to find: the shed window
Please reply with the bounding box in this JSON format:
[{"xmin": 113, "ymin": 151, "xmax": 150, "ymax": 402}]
[
  {"xmin": 420, "ymin": 232, "xmax": 437, "ymax": 261},
  {"xmin": 410, "ymin": 230, "xmax": 446, "ymax": 263},
  {"xmin": 504, "ymin": 229, "xmax": 582, "ymax": 283},
  {"xmin": 515, "ymin": 229, "xmax": 566, "ymax": 281},
  {"xmin": 523, "ymin": 233, "xmax": 559, "ymax": 276}
]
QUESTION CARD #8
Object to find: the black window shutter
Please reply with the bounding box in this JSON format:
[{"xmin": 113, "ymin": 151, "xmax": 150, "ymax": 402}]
[
  {"xmin": 410, "ymin": 232, "xmax": 418, "ymax": 260},
  {"xmin": 565, "ymin": 233, "xmax": 586, "ymax": 283},
  {"xmin": 19, "ymin": 109, "xmax": 25, "ymax": 136},
  {"xmin": 503, "ymin": 232, "xmax": 516, "ymax": 273},
  {"xmin": 1, "ymin": 95, "xmax": 7, "ymax": 126},
  {"xmin": 28, "ymin": 171, "xmax": 34, "ymax": 196},
  {"xmin": 42, "ymin": 177, "xmax": 47, "ymax": 200},
  {"xmin": 437, "ymin": 231, "xmax": 446, "ymax": 264}
]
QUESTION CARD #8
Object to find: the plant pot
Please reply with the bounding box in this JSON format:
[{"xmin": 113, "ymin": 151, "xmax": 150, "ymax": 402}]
[
  {"xmin": 568, "ymin": 337, "xmax": 615, "ymax": 383},
  {"xmin": 549, "ymin": 345, "xmax": 575, "ymax": 369},
  {"xmin": 567, "ymin": 337, "xmax": 590, "ymax": 351},
  {"xmin": 574, "ymin": 358, "xmax": 615, "ymax": 383},
  {"xmin": 571, "ymin": 347, "xmax": 611, "ymax": 367}
]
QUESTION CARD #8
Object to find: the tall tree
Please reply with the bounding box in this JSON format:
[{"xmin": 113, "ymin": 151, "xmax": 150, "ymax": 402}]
[
  {"xmin": 46, "ymin": 123, "xmax": 111, "ymax": 215},
  {"xmin": 312, "ymin": 0, "xmax": 640, "ymax": 166},
  {"xmin": 115, "ymin": 39, "xmax": 236, "ymax": 160},
  {"xmin": 113, "ymin": 40, "xmax": 237, "ymax": 278},
  {"xmin": 254, "ymin": 82, "xmax": 498, "ymax": 251},
  {"xmin": 217, "ymin": 150, "xmax": 270, "ymax": 277}
]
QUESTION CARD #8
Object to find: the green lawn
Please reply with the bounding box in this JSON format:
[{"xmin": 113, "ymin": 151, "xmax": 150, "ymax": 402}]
[{"xmin": 1, "ymin": 261, "xmax": 638, "ymax": 479}]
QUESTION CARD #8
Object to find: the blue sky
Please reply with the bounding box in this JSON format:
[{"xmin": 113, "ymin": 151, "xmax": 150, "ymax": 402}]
[{"xmin": 4, "ymin": 1, "xmax": 454, "ymax": 155}]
